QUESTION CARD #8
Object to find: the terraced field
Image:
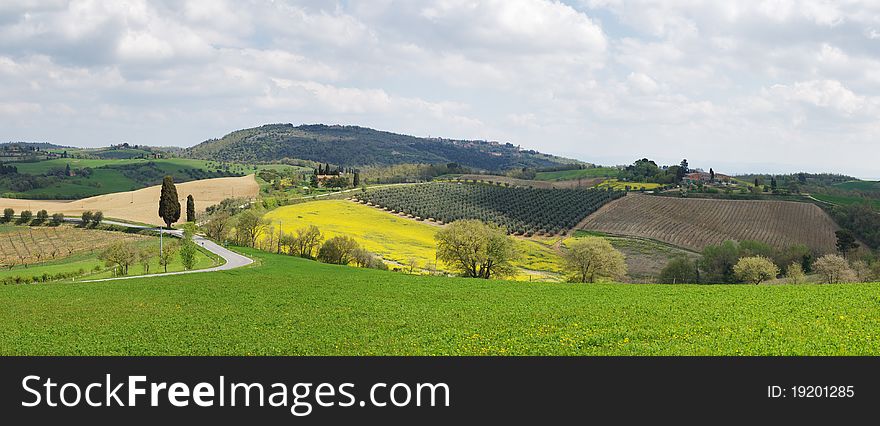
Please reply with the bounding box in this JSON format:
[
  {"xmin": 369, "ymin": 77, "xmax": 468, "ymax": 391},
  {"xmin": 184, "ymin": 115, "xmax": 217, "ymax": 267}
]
[{"xmin": 580, "ymin": 194, "xmax": 839, "ymax": 252}]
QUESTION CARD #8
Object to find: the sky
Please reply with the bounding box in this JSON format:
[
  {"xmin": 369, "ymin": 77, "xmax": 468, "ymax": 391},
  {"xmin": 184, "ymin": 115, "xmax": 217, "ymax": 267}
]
[{"xmin": 1, "ymin": 1, "xmax": 879, "ymax": 178}]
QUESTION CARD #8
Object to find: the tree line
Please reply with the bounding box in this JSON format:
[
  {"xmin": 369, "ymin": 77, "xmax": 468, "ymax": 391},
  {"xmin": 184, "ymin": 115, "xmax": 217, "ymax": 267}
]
[
  {"xmin": 2, "ymin": 208, "xmax": 103, "ymax": 227},
  {"xmin": 660, "ymin": 231, "xmax": 880, "ymax": 285}
]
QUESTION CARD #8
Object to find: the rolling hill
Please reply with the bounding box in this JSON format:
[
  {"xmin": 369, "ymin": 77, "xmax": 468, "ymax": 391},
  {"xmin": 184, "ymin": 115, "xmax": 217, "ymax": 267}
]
[
  {"xmin": 185, "ymin": 124, "xmax": 578, "ymax": 171},
  {"xmin": 579, "ymin": 194, "xmax": 840, "ymax": 253}
]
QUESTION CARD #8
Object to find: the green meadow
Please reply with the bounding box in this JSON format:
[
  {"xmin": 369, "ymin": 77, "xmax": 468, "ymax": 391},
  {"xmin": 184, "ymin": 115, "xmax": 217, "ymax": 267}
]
[{"xmin": 2, "ymin": 248, "xmax": 879, "ymax": 356}]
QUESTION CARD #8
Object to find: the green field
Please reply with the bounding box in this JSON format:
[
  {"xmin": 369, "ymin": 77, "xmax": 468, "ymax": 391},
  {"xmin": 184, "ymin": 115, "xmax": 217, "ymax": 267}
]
[
  {"xmin": 834, "ymin": 180, "xmax": 880, "ymax": 191},
  {"xmin": 262, "ymin": 200, "xmax": 564, "ymax": 280},
  {"xmin": 535, "ymin": 167, "xmax": 619, "ymax": 181},
  {"xmin": 597, "ymin": 179, "xmax": 662, "ymax": 191},
  {"xmin": 812, "ymin": 194, "xmax": 880, "ymax": 209},
  {"xmin": 2, "ymin": 248, "xmax": 879, "ymax": 355}
]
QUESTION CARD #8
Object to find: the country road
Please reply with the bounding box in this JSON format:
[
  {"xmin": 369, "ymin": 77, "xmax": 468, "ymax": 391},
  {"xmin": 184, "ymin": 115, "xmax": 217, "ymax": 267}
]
[{"xmin": 62, "ymin": 218, "xmax": 255, "ymax": 282}]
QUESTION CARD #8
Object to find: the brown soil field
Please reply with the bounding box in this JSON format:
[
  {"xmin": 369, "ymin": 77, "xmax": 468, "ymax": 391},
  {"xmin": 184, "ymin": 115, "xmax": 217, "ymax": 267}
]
[
  {"xmin": 0, "ymin": 225, "xmax": 149, "ymax": 267},
  {"xmin": 0, "ymin": 175, "xmax": 258, "ymax": 226},
  {"xmin": 579, "ymin": 194, "xmax": 840, "ymax": 253},
  {"xmin": 454, "ymin": 174, "xmax": 603, "ymax": 189}
]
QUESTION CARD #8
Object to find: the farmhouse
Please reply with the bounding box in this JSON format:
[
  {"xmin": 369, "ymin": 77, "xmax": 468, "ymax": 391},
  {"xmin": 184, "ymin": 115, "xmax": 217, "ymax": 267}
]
[{"xmin": 683, "ymin": 171, "xmax": 732, "ymax": 185}]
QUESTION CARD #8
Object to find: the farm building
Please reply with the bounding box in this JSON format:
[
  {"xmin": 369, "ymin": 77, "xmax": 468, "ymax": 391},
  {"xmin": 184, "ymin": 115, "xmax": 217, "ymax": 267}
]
[{"xmin": 683, "ymin": 171, "xmax": 732, "ymax": 185}]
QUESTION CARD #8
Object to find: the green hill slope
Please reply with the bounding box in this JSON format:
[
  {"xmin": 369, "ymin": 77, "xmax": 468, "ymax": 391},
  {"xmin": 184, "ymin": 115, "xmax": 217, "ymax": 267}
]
[
  {"xmin": 2, "ymin": 248, "xmax": 879, "ymax": 355},
  {"xmin": 185, "ymin": 124, "xmax": 577, "ymax": 171}
]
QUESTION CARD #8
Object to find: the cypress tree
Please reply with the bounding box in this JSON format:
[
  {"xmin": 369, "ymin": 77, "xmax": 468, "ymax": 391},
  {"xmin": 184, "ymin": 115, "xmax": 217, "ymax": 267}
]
[
  {"xmin": 353, "ymin": 172, "xmax": 360, "ymax": 187},
  {"xmin": 158, "ymin": 175, "xmax": 181, "ymax": 229},
  {"xmin": 186, "ymin": 194, "xmax": 195, "ymax": 222}
]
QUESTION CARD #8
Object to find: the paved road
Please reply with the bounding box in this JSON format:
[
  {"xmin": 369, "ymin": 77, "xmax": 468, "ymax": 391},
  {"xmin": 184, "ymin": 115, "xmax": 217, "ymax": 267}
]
[{"xmin": 66, "ymin": 218, "xmax": 254, "ymax": 283}]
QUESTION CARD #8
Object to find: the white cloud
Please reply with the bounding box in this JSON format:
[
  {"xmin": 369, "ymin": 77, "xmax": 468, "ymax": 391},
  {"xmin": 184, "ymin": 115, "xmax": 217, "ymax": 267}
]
[{"xmin": 0, "ymin": 0, "xmax": 879, "ymax": 177}]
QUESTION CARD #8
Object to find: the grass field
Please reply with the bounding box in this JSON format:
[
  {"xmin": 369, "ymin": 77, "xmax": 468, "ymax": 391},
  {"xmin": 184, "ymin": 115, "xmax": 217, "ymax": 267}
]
[
  {"xmin": 597, "ymin": 179, "xmax": 662, "ymax": 190},
  {"xmin": 2, "ymin": 247, "xmax": 880, "ymax": 355},
  {"xmin": 834, "ymin": 180, "xmax": 880, "ymax": 191},
  {"xmin": 812, "ymin": 193, "xmax": 880, "ymax": 209},
  {"xmin": 534, "ymin": 167, "xmax": 619, "ymax": 181},
  {"xmin": 262, "ymin": 200, "xmax": 564, "ymax": 280}
]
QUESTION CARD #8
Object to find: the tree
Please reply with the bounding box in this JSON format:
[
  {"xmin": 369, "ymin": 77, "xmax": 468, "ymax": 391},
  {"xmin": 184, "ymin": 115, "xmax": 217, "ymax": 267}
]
[
  {"xmin": 353, "ymin": 171, "xmax": 360, "ymax": 187},
  {"xmin": 317, "ymin": 235, "xmax": 360, "ymax": 265},
  {"xmin": 186, "ymin": 194, "xmax": 196, "ymax": 222},
  {"xmin": 203, "ymin": 212, "xmax": 231, "ymax": 241},
  {"xmin": 81, "ymin": 211, "xmax": 93, "ymax": 226},
  {"xmin": 562, "ymin": 237, "xmax": 627, "ymax": 283},
  {"xmin": 139, "ymin": 247, "xmax": 155, "ymax": 274},
  {"xmin": 435, "ymin": 220, "xmax": 518, "ymax": 279},
  {"xmin": 18, "ymin": 210, "xmax": 32, "ymax": 224},
  {"xmin": 290, "ymin": 225, "xmax": 323, "ymax": 258},
  {"xmin": 352, "ymin": 247, "xmax": 386, "ymax": 270},
  {"xmin": 179, "ymin": 223, "xmax": 197, "ymax": 270},
  {"xmin": 99, "ymin": 241, "xmax": 138, "ymax": 276},
  {"xmin": 158, "ymin": 241, "xmax": 178, "ymax": 273},
  {"xmin": 835, "ymin": 230, "xmax": 859, "ymax": 258},
  {"xmin": 235, "ymin": 210, "xmax": 268, "ymax": 248},
  {"xmin": 158, "ymin": 175, "xmax": 181, "ymax": 229},
  {"xmin": 733, "ymin": 256, "xmax": 779, "ymax": 285},
  {"xmin": 709, "ymin": 168, "xmax": 715, "ymax": 182},
  {"xmin": 786, "ymin": 262, "xmax": 805, "ymax": 284},
  {"xmin": 2, "ymin": 208, "xmax": 13, "ymax": 223},
  {"xmin": 659, "ymin": 256, "xmax": 699, "ymax": 284},
  {"xmin": 699, "ymin": 240, "xmax": 741, "ymax": 283},
  {"xmin": 813, "ymin": 254, "xmax": 857, "ymax": 284},
  {"xmin": 50, "ymin": 213, "xmax": 64, "ymax": 226},
  {"xmin": 92, "ymin": 211, "xmax": 103, "ymax": 226},
  {"xmin": 35, "ymin": 210, "xmax": 48, "ymax": 223}
]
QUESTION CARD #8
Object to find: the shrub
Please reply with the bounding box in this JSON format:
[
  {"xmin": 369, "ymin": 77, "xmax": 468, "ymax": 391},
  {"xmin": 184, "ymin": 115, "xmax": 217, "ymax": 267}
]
[
  {"xmin": 18, "ymin": 210, "xmax": 32, "ymax": 224},
  {"xmin": 733, "ymin": 256, "xmax": 779, "ymax": 285},
  {"xmin": 659, "ymin": 256, "xmax": 699, "ymax": 284},
  {"xmin": 813, "ymin": 254, "xmax": 857, "ymax": 284},
  {"xmin": 317, "ymin": 235, "xmax": 360, "ymax": 265},
  {"xmin": 50, "ymin": 213, "xmax": 64, "ymax": 225},
  {"xmin": 786, "ymin": 262, "xmax": 806, "ymax": 284},
  {"xmin": 562, "ymin": 237, "xmax": 627, "ymax": 283}
]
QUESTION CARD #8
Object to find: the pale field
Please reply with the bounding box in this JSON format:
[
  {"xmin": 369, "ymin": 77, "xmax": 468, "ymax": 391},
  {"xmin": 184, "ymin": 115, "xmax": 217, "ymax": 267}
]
[{"xmin": 0, "ymin": 175, "xmax": 258, "ymax": 226}]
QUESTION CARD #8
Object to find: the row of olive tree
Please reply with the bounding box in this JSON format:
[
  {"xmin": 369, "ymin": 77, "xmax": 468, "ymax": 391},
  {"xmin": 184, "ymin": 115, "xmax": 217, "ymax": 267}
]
[{"xmin": 1, "ymin": 208, "xmax": 92, "ymax": 226}]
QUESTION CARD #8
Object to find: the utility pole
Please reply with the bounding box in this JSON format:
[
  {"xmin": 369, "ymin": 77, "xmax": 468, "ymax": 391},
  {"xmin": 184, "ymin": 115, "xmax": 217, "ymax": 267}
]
[{"xmin": 277, "ymin": 220, "xmax": 283, "ymax": 254}]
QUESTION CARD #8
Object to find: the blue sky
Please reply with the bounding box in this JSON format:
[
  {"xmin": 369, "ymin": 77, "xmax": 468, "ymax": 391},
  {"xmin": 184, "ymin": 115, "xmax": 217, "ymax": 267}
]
[{"xmin": 1, "ymin": 1, "xmax": 879, "ymax": 178}]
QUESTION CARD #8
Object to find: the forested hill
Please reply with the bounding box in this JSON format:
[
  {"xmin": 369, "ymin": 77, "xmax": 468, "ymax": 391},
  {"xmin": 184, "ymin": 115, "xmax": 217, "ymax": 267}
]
[{"xmin": 185, "ymin": 124, "xmax": 578, "ymax": 171}]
